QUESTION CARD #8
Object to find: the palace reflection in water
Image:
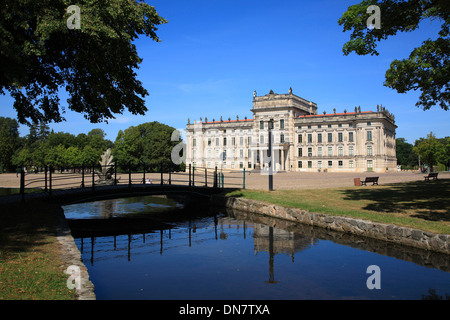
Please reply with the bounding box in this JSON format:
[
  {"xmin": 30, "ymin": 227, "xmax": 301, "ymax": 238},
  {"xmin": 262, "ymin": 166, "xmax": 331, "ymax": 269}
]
[{"xmin": 63, "ymin": 197, "xmax": 450, "ymax": 300}]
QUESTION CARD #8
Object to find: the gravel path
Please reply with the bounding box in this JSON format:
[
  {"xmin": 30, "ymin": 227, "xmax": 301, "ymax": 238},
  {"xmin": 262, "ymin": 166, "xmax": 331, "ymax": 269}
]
[{"xmin": 2, "ymin": 171, "xmax": 448, "ymax": 191}]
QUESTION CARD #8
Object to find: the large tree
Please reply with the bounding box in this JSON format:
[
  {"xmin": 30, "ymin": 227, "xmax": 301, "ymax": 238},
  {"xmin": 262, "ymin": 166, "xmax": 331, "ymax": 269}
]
[
  {"xmin": 413, "ymin": 132, "xmax": 442, "ymax": 170},
  {"xmin": 113, "ymin": 121, "xmax": 181, "ymax": 171},
  {"xmin": 0, "ymin": 0, "xmax": 166, "ymax": 125},
  {"xmin": 396, "ymin": 137, "xmax": 418, "ymax": 167},
  {"xmin": 338, "ymin": 0, "xmax": 450, "ymax": 110},
  {"xmin": 0, "ymin": 117, "xmax": 20, "ymax": 171}
]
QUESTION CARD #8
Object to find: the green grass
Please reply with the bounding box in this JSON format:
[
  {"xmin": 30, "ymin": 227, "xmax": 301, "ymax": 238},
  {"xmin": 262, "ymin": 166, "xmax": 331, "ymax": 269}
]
[
  {"xmin": 0, "ymin": 201, "xmax": 76, "ymax": 300},
  {"xmin": 226, "ymin": 179, "xmax": 450, "ymax": 235}
]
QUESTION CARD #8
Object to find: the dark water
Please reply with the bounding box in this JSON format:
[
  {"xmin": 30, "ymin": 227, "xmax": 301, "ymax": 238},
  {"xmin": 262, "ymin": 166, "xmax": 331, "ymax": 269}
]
[{"xmin": 63, "ymin": 195, "xmax": 450, "ymax": 300}]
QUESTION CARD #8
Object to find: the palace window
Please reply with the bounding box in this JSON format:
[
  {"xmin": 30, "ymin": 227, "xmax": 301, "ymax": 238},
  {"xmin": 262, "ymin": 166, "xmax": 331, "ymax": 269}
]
[
  {"xmin": 318, "ymin": 133, "xmax": 322, "ymax": 143},
  {"xmin": 338, "ymin": 132, "xmax": 343, "ymax": 142},
  {"xmin": 280, "ymin": 134, "xmax": 285, "ymax": 143},
  {"xmin": 367, "ymin": 145, "xmax": 373, "ymax": 156},
  {"xmin": 328, "ymin": 146, "xmax": 333, "ymax": 156},
  {"xmin": 338, "ymin": 146, "xmax": 343, "ymax": 156},
  {"xmin": 349, "ymin": 160, "xmax": 354, "ymax": 168},
  {"xmin": 308, "ymin": 147, "xmax": 312, "ymax": 157},
  {"xmin": 260, "ymin": 121, "xmax": 264, "ymax": 129},
  {"xmin": 328, "ymin": 132, "xmax": 333, "ymax": 142},
  {"xmin": 223, "ymin": 137, "xmax": 227, "ymax": 146},
  {"xmin": 298, "ymin": 148, "xmax": 303, "ymax": 157},
  {"xmin": 318, "ymin": 146, "xmax": 322, "ymax": 157},
  {"xmin": 298, "ymin": 134, "xmax": 303, "ymax": 143},
  {"xmin": 308, "ymin": 161, "xmax": 312, "ymax": 168},
  {"xmin": 328, "ymin": 161, "xmax": 332, "ymax": 168},
  {"xmin": 298, "ymin": 161, "xmax": 302, "ymax": 168},
  {"xmin": 349, "ymin": 132, "xmax": 354, "ymax": 142},
  {"xmin": 193, "ymin": 138, "xmax": 196, "ymax": 147},
  {"xmin": 338, "ymin": 160, "xmax": 343, "ymax": 168},
  {"xmin": 367, "ymin": 159, "xmax": 373, "ymax": 171},
  {"xmin": 308, "ymin": 134, "xmax": 312, "ymax": 143},
  {"xmin": 367, "ymin": 130, "xmax": 373, "ymax": 141},
  {"xmin": 280, "ymin": 119, "xmax": 285, "ymax": 129},
  {"xmin": 349, "ymin": 145, "xmax": 354, "ymax": 156}
]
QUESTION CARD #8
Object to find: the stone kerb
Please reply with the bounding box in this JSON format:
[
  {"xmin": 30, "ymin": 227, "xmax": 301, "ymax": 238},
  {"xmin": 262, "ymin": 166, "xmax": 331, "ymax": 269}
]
[{"xmin": 211, "ymin": 196, "xmax": 449, "ymax": 255}]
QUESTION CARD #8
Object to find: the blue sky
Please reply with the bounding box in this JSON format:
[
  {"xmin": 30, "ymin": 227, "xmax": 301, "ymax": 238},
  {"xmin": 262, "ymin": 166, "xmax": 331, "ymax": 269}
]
[{"xmin": 0, "ymin": 0, "xmax": 448, "ymax": 144}]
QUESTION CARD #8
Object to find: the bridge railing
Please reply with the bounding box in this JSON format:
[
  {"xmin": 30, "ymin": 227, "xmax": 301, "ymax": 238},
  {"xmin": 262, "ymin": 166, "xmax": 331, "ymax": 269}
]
[{"xmin": 17, "ymin": 162, "xmax": 248, "ymax": 201}]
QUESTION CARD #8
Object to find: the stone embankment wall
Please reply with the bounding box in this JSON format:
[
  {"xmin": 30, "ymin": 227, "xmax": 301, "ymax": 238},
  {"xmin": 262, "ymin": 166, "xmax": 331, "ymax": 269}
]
[
  {"xmin": 56, "ymin": 208, "xmax": 96, "ymax": 300},
  {"xmin": 211, "ymin": 196, "xmax": 450, "ymax": 255}
]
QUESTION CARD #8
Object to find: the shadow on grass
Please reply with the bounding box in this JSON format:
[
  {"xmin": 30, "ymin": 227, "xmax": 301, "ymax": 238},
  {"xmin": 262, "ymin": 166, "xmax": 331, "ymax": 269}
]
[
  {"xmin": 0, "ymin": 201, "xmax": 59, "ymax": 256},
  {"xmin": 341, "ymin": 179, "xmax": 450, "ymax": 222}
]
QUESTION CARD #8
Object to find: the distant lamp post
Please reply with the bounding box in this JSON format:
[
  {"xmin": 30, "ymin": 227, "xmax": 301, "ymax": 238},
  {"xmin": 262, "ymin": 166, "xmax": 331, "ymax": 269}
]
[{"xmin": 268, "ymin": 118, "xmax": 274, "ymax": 191}]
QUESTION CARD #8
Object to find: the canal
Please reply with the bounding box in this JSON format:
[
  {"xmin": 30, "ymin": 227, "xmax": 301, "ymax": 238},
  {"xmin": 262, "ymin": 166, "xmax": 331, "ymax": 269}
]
[{"xmin": 62, "ymin": 195, "xmax": 450, "ymax": 300}]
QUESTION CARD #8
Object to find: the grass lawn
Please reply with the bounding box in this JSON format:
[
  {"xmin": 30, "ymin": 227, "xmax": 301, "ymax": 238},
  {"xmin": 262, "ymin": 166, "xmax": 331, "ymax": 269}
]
[
  {"xmin": 226, "ymin": 179, "xmax": 450, "ymax": 235},
  {"xmin": 0, "ymin": 201, "xmax": 76, "ymax": 300}
]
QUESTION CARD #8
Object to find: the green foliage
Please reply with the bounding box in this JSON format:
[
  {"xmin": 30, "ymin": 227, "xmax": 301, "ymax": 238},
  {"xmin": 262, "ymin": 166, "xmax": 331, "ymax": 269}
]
[
  {"xmin": 0, "ymin": 0, "xmax": 167, "ymax": 125},
  {"xmin": 0, "ymin": 117, "xmax": 20, "ymax": 171},
  {"xmin": 413, "ymin": 132, "xmax": 449, "ymax": 169},
  {"xmin": 338, "ymin": 0, "xmax": 450, "ymax": 110},
  {"xmin": 112, "ymin": 121, "xmax": 181, "ymax": 171},
  {"xmin": 396, "ymin": 137, "xmax": 418, "ymax": 167}
]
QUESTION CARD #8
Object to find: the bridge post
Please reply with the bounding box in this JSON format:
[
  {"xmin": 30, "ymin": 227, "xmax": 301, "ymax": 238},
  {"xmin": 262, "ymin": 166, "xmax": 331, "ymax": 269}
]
[
  {"xmin": 49, "ymin": 165, "xmax": 52, "ymax": 197},
  {"xmin": 243, "ymin": 168, "xmax": 245, "ymax": 189},
  {"xmin": 143, "ymin": 163, "xmax": 146, "ymax": 184},
  {"xmin": 214, "ymin": 166, "xmax": 217, "ymax": 188},
  {"xmin": 205, "ymin": 168, "xmax": 207, "ymax": 187},
  {"xmin": 20, "ymin": 165, "xmax": 25, "ymax": 202},
  {"xmin": 160, "ymin": 162, "xmax": 163, "ymax": 185},
  {"xmin": 114, "ymin": 162, "xmax": 117, "ymax": 185},
  {"xmin": 192, "ymin": 165, "xmax": 195, "ymax": 187},
  {"xmin": 92, "ymin": 163, "xmax": 95, "ymax": 191},
  {"xmin": 189, "ymin": 164, "xmax": 191, "ymax": 187},
  {"xmin": 81, "ymin": 164, "xmax": 85, "ymax": 188},
  {"xmin": 128, "ymin": 161, "xmax": 132, "ymax": 188},
  {"xmin": 169, "ymin": 171, "xmax": 171, "ymax": 185},
  {"xmin": 44, "ymin": 165, "xmax": 48, "ymax": 192}
]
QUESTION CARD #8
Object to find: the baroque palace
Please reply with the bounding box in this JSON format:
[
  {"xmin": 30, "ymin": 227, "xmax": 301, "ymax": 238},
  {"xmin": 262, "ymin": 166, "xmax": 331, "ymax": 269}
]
[{"xmin": 185, "ymin": 89, "xmax": 397, "ymax": 173}]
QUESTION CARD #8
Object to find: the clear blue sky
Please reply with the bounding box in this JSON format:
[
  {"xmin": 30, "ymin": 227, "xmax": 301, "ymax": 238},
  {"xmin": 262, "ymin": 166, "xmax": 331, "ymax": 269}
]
[{"xmin": 0, "ymin": 0, "xmax": 448, "ymax": 145}]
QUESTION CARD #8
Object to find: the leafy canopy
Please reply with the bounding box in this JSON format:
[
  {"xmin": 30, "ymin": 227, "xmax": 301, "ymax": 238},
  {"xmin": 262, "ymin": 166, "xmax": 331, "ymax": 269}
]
[
  {"xmin": 338, "ymin": 0, "xmax": 450, "ymax": 110},
  {"xmin": 0, "ymin": 0, "xmax": 167, "ymax": 125}
]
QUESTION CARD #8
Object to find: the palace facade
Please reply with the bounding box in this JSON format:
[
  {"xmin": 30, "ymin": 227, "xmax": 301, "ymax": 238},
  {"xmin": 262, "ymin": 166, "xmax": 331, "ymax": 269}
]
[{"xmin": 185, "ymin": 89, "xmax": 397, "ymax": 173}]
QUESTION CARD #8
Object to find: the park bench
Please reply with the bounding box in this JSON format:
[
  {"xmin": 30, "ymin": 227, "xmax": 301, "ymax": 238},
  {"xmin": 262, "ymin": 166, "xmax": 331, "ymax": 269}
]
[
  {"xmin": 360, "ymin": 176, "xmax": 379, "ymax": 186},
  {"xmin": 424, "ymin": 172, "xmax": 438, "ymax": 181}
]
